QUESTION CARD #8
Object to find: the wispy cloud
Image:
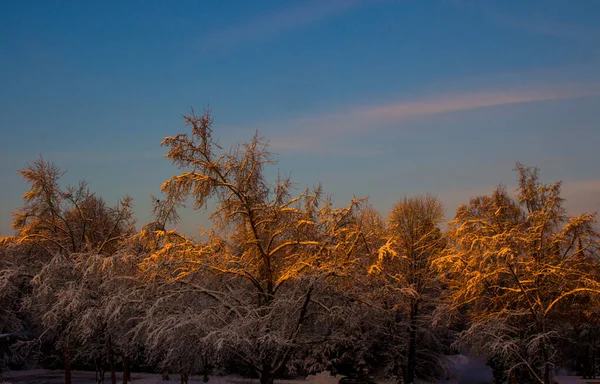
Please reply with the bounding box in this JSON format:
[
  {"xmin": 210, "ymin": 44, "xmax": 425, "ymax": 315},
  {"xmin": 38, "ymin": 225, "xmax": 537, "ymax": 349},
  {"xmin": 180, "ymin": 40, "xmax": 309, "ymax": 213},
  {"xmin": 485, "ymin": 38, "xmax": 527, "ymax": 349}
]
[
  {"xmin": 200, "ymin": 0, "xmax": 362, "ymax": 52},
  {"xmin": 494, "ymin": 13, "xmax": 600, "ymax": 40},
  {"xmin": 351, "ymin": 85, "xmax": 594, "ymax": 128},
  {"xmin": 261, "ymin": 82, "xmax": 600, "ymax": 153}
]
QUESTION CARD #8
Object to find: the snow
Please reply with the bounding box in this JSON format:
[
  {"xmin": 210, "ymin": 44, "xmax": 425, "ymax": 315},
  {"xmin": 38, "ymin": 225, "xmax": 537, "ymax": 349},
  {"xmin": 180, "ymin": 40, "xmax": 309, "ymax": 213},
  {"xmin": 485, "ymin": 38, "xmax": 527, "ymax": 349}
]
[
  {"xmin": 554, "ymin": 376, "xmax": 600, "ymax": 384},
  {"xmin": 1, "ymin": 368, "xmax": 598, "ymax": 384},
  {"xmin": 436, "ymin": 355, "xmax": 492, "ymax": 384},
  {"xmin": 0, "ymin": 358, "xmax": 492, "ymax": 384},
  {"xmin": 0, "ymin": 370, "xmax": 330, "ymax": 384}
]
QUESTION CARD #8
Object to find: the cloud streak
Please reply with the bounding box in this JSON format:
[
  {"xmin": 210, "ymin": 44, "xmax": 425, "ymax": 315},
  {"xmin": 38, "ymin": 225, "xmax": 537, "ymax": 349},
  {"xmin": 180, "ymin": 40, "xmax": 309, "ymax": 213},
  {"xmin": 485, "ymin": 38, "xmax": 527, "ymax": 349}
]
[
  {"xmin": 494, "ymin": 13, "xmax": 600, "ymax": 41},
  {"xmin": 201, "ymin": 0, "xmax": 362, "ymax": 52},
  {"xmin": 262, "ymin": 82, "xmax": 600, "ymax": 153}
]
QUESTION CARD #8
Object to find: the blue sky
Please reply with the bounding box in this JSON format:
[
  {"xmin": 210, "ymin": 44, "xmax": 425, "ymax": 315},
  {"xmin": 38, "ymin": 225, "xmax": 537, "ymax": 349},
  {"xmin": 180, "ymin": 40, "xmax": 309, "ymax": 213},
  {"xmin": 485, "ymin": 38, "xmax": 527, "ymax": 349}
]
[{"xmin": 1, "ymin": 0, "xmax": 600, "ymax": 236}]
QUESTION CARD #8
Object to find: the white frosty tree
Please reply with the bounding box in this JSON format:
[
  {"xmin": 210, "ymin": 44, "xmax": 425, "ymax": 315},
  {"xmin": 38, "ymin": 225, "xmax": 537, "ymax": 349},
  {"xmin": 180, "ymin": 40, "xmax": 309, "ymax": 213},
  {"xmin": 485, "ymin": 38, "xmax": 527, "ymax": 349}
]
[
  {"xmin": 140, "ymin": 110, "xmax": 369, "ymax": 384},
  {"xmin": 437, "ymin": 163, "xmax": 600, "ymax": 384},
  {"xmin": 7, "ymin": 157, "xmax": 135, "ymax": 384},
  {"xmin": 0, "ymin": 240, "xmax": 31, "ymax": 372},
  {"xmin": 0, "ymin": 241, "xmax": 30, "ymax": 337}
]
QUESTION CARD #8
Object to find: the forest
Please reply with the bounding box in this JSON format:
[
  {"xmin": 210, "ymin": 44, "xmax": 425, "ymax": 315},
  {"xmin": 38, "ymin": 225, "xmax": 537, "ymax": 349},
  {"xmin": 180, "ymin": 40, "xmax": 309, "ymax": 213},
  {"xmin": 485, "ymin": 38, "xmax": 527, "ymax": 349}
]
[{"xmin": 1, "ymin": 111, "xmax": 599, "ymax": 384}]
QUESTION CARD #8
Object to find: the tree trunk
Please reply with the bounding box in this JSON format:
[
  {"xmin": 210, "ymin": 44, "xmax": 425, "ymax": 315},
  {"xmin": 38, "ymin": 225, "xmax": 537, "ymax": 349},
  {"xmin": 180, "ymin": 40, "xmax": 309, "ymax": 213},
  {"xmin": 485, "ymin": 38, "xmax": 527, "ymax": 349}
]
[
  {"xmin": 405, "ymin": 301, "xmax": 419, "ymax": 384},
  {"xmin": 260, "ymin": 369, "xmax": 275, "ymax": 384},
  {"xmin": 64, "ymin": 348, "xmax": 72, "ymax": 384},
  {"xmin": 110, "ymin": 351, "xmax": 116, "ymax": 384},
  {"xmin": 122, "ymin": 355, "xmax": 131, "ymax": 384},
  {"xmin": 592, "ymin": 343, "xmax": 597, "ymax": 379},
  {"xmin": 180, "ymin": 372, "xmax": 189, "ymax": 384},
  {"xmin": 542, "ymin": 345, "xmax": 551, "ymax": 384},
  {"xmin": 96, "ymin": 368, "xmax": 106, "ymax": 384}
]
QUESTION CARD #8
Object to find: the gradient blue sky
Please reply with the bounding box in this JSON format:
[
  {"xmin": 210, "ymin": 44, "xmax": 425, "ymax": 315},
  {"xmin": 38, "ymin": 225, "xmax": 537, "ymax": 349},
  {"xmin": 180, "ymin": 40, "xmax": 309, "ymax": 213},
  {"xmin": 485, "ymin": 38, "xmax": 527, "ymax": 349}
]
[{"xmin": 2, "ymin": 0, "xmax": 600, "ymax": 236}]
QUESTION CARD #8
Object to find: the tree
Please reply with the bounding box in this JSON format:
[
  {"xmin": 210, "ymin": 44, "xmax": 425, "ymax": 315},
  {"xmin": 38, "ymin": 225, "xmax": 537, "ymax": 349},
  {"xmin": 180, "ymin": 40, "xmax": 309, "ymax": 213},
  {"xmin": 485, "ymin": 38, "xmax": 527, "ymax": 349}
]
[
  {"xmin": 437, "ymin": 164, "xmax": 600, "ymax": 384},
  {"xmin": 556, "ymin": 292, "xmax": 600, "ymax": 378},
  {"xmin": 8, "ymin": 157, "xmax": 134, "ymax": 384},
  {"xmin": 369, "ymin": 195, "xmax": 447, "ymax": 383},
  {"xmin": 0, "ymin": 240, "xmax": 30, "ymax": 372},
  {"xmin": 140, "ymin": 110, "xmax": 368, "ymax": 384},
  {"xmin": 100, "ymin": 229, "xmax": 158, "ymax": 384},
  {"xmin": 290, "ymin": 205, "xmax": 389, "ymax": 377}
]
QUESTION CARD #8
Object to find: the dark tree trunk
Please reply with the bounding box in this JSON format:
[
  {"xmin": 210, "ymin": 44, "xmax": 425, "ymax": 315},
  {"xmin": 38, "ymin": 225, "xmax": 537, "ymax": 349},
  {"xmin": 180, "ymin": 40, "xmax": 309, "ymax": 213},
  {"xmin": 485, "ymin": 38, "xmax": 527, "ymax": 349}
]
[
  {"xmin": 64, "ymin": 349, "xmax": 72, "ymax": 384},
  {"xmin": 110, "ymin": 351, "xmax": 116, "ymax": 384},
  {"xmin": 122, "ymin": 355, "xmax": 131, "ymax": 384},
  {"xmin": 542, "ymin": 345, "xmax": 551, "ymax": 384},
  {"xmin": 96, "ymin": 367, "xmax": 106, "ymax": 384},
  {"xmin": 592, "ymin": 343, "xmax": 597, "ymax": 379},
  {"xmin": 260, "ymin": 369, "xmax": 275, "ymax": 384},
  {"xmin": 180, "ymin": 372, "xmax": 189, "ymax": 384},
  {"xmin": 107, "ymin": 336, "xmax": 116, "ymax": 384},
  {"xmin": 405, "ymin": 301, "xmax": 419, "ymax": 384}
]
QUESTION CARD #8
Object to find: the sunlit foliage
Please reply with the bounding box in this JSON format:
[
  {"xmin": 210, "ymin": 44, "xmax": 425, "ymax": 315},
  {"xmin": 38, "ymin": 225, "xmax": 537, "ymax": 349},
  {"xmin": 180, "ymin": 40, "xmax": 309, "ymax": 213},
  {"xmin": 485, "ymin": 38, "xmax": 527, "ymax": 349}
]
[
  {"xmin": 1, "ymin": 115, "xmax": 599, "ymax": 384},
  {"xmin": 438, "ymin": 164, "xmax": 600, "ymax": 384}
]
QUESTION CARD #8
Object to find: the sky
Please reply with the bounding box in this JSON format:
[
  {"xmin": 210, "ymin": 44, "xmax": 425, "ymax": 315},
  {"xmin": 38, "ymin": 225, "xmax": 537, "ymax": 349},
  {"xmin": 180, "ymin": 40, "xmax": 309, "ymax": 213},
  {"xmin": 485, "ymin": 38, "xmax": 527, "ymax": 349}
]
[{"xmin": 1, "ymin": 0, "xmax": 600, "ymax": 236}]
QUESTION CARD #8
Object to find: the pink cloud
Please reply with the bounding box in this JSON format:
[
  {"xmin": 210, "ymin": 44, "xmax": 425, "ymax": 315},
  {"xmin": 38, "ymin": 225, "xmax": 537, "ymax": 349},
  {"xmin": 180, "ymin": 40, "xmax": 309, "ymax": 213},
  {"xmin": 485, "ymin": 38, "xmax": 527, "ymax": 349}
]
[
  {"xmin": 360, "ymin": 89, "xmax": 579, "ymax": 120},
  {"xmin": 262, "ymin": 82, "xmax": 600, "ymax": 153},
  {"xmin": 335, "ymin": 84, "xmax": 599, "ymax": 131}
]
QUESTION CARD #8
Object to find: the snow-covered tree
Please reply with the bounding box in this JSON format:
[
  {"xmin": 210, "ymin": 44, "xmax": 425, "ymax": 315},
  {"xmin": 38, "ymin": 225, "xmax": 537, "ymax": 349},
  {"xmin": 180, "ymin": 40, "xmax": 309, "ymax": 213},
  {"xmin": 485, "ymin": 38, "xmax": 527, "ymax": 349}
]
[
  {"xmin": 140, "ymin": 110, "xmax": 369, "ymax": 384},
  {"xmin": 100, "ymin": 230, "xmax": 157, "ymax": 384},
  {"xmin": 8, "ymin": 157, "xmax": 135, "ymax": 384},
  {"xmin": 369, "ymin": 195, "xmax": 448, "ymax": 383},
  {"xmin": 0, "ymin": 241, "xmax": 29, "ymax": 338},
  {"xmin": 0, "ymin": 240, "xmax": 32, "ymax": 372},
  {"xmin": 12, "ymin": 158, "xmax": 133, "ymax": 256},
  {"xmin": 284, "ymin": 205, "xmax": 389, "ymax": 377},
  {"xmin": 555, "ymin": 291, "xmax": 600, "ymax": 378},
  {"xmin": 437, "ymin": 164, "xmax": 600, "ymax": 384}
]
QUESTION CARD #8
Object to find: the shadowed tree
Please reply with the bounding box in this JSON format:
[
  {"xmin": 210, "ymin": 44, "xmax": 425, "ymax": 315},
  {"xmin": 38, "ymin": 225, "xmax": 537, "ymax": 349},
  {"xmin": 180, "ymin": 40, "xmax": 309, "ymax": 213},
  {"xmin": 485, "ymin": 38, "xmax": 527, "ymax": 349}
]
[{"xmin": 370, "ymin": 195, "xmax": 446, "ymax": 383}]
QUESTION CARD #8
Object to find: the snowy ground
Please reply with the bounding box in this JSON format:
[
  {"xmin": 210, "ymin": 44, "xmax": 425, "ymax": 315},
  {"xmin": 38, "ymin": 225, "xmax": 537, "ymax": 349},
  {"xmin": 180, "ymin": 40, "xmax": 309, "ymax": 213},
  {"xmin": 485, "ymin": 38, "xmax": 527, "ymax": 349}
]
[
  {"xmin": 0, "ymin": 360, "xmax": 596, "ymax": 384},
  {"xmin": 0, "ymin": 369, "xmax": 486, "ymax": 384},
  {"xmin": 0, "ymin": 365, "xmax": 483, "ymax": 384},
  {"xmin": 554, "ymin": 377, "xmax": 600, "ymax": 384},
  {"xmin": 0, "ymin": 370, "xmax": 323, "ymax": 384},
  {"xmin": 0, "ymin": 370, "xmax": 263, "ymax": 384}
]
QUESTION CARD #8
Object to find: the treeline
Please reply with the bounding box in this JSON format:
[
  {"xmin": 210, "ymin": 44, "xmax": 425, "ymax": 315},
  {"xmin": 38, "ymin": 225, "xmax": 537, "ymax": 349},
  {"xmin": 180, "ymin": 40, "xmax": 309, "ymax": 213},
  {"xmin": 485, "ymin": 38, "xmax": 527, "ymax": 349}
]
[{"xmin": 1, "ymin": 111, "xmax": 599, "ymax": 384}]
